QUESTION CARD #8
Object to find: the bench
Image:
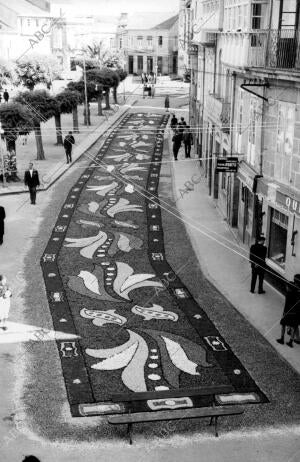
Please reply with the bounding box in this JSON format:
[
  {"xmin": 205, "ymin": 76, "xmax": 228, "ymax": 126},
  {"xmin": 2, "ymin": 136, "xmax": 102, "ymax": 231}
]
[
  {"xmin": 108, "ymin": 405, "xmax": 244, "ymax": 444},
  {"xmin": 108, "ymin": 386, "xmax": 244, "ymax": 444}
]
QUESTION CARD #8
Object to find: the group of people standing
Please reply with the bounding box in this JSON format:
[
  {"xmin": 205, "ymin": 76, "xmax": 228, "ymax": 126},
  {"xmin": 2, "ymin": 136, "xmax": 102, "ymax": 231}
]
[
  {"xmin": 249, "ymin": 236, "xmax": 300, "ymax": 347},
  {"xmin": 170, "ymin": 114, "xmax": 193, "ymax": 161},
  {"xmin": 142, "ymin": 73, "xmax": 156, "ymax": 99}
]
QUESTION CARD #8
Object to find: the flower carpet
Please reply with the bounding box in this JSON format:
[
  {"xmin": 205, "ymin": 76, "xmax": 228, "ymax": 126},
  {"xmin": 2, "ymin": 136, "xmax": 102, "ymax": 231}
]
[{"xmin": 41, "ymin": 111, "xmax": 268, "ymax": 418}]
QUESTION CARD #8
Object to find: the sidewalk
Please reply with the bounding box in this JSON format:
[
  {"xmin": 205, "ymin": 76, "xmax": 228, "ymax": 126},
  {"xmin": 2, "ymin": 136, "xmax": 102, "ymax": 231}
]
[
  {"xmin": 166, "ymin": 126, "xmax": 300, "ymax": 375},
  {"xmin": 0, "ymin": 77, "xmax": 140, "ymax": 196}
]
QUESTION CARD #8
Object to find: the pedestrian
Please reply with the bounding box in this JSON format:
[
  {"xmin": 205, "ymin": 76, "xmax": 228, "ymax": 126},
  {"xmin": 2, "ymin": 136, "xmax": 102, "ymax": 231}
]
[
  {"xmin": 151, "ymin": 84, "xmax": 155, "ymax": 98},
  {"xmin": 141, "ymin": 72, "xmax": 145, "ymax": 84},
  {"xmin": 0, "ymin": 205, "xmax": 5, "ymax": 245},
  {"xmin": 172, "ymin": 130, "xmax": 182, "ymax": 161},
  {"xmin": 3, "ymin": 89, "xmax": 9, "ymax": 103},
  {"xmin": 249, "ymin": 236, "xmax": 267, "ymax": 293},
  {"xmin": 183, "ymin": 125, "xmax": 193, "ymax": 158},
  {"xmin": 177, "ymin": 117, "xmax": 186, "ymax": 143},
  {"xmin": 24, "ymin": 162, "xmax": 40, "ymax": 205},
  {"xmin": 165, "ymin": 95, "xmax": 170, "ymax": 112},
  {"xmin": 63, "ymin": 131, "xmax": 75, "ymax": 164},
  {"xmin": 0, "ymin": 275, "xmax": 12, "ymax": 331},
  {"xmin": 277, "ymin": 274, "xmax": 300, "ymax": 347},
  {"xmin": 170, "ymin": 114, "xmax": 178, "ymax": 131},
  {"xmin": 22, "ymin": 457, "xmax": 41, "ymax": 462}
]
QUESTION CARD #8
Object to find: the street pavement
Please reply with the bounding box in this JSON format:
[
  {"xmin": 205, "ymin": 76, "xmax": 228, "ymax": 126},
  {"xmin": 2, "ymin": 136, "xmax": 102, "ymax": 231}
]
[{"xmin": 0, "ymin": 85, "xmax": 299, "ymax": 461}]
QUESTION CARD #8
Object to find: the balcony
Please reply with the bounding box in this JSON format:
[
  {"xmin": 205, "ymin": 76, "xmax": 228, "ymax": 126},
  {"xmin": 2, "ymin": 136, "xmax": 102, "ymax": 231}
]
[
  {"xmin": 206, "ymin": 93, "xmax": 231, "ymax": 131},
  {"xmin": 248, "ymin": 29, "xmax": 300, "ymax": 70}
]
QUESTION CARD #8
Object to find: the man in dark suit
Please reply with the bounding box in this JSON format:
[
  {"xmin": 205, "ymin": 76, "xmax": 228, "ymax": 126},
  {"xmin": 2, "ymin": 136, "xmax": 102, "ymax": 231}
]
[
  {"xmin": 63, "ymin": 131, "xmax": 75, "ymax": 164},
  {"xmin": 0, "ymin": 206, "xmax": 5, "ymax": 245},
  {"xmin": 249, "ymin": 236, "xmax": 267, "ymax": 294},
  {"xmin": 24, "ymin": 163, "xmax": 40, "ymax": 205}
]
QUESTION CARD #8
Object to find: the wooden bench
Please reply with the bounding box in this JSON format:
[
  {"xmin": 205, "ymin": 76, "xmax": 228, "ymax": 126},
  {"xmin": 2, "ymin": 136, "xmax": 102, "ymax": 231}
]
[
  {"xmin": 108, "ymin": 405, "xmax": 244, "ymax": 444},
  {"xmin": 108, "ymin": 386, "xmax": 244, "ymax": 444}
]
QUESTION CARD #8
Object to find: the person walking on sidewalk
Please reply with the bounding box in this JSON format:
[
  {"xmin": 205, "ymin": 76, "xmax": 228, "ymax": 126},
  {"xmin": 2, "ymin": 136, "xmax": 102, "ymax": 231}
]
[
  {"xmin": 277, "ymin": 274, "xmax": 300, "ymax": 348},
  {"xmin": 63, "ymin": 131, "xmax": 75, "ymax": 164},
  {"xmin": 0, "ymin": 275, "xmax": 12, "ymax": 331},
  {"xmin": 183, "ymin": 125, "xmax": 193, "ymax": 158},
  {"xmin": 3, "ymin": 89, "xmax": 9, "ymax": 103},
  {"xmin": 172, "ymin": 130, "xmax": 182, "ymax": 161},
  {"xmin": 165, "ymin": 95, "xmax": 170, "ymax": 112},
  {"xmin": 24, "ymin": 163, "xmax": 40, "ymax": 205},
  {"xmin": 249, "ymin": 236, "xmax": 267, "ymax": 293},
  {"xmin": 170, "ymin": 114, "xmax": 178, "ymax": 131},
  {"xmin": 0, "ymin": 205, "xmax": 5, "ymax": 245}
]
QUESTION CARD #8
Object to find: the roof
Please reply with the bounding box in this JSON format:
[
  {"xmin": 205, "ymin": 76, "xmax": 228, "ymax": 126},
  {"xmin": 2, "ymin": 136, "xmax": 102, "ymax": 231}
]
[
  {"xmin": 153, "ymin": 14, "xmax": 178, "ymax": 30},
  {"xmin": 122, "ymin": 12, "xmax": 177, "ymax": 31},
  {"xmin": 0, "ymin": 0, "xmax": 50, "ymax": 17}
]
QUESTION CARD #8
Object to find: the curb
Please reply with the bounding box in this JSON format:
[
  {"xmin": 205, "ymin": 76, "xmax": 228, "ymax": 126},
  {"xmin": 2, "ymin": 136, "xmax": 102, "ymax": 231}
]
[{"xmin": 0, "ymin": 101, "xmax": 137, "ymax": 197}]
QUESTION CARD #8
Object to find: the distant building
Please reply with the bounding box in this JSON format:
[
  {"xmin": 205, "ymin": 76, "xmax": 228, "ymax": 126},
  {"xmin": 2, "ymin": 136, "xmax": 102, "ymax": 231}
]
[
  {"xmin": 116, "ymin": 12, "xmax": 179, "ymax": 76},
  {"xmin": 178, "ymin": 0, "xmax": 193, "ymax": 79},
  {"xmin": 0, "ymin": 0, "xmax": 63, "ymax": 63}
]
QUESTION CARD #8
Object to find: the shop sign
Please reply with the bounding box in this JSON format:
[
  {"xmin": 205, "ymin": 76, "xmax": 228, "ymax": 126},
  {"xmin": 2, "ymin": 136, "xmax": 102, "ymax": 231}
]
[
  {"xmin": 276, "ymin": 190, "xmax": 300, "ymax": 216},
  {"xmin": 216, "ymin": 157, "xmax": 238, "ymax": 173}
]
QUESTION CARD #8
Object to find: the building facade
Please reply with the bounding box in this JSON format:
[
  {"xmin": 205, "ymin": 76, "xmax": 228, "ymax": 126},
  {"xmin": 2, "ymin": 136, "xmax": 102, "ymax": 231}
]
[
  {"xmin": 189, "ymin": 0, "xmax": 300, "ymax": 283},
  {"xmin": 116, "ymin": 13, "xmax": 179, "ymax": 76}
]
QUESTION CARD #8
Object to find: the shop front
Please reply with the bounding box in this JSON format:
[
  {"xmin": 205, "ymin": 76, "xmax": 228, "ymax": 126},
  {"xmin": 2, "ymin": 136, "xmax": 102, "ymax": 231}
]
[
  {"xmin": 256, "ymin": 178, "xmax": 300, "ymax": 284},
  {"xmin": 236, "ymin": 161, "xmax": 262, "ymax": 246}
]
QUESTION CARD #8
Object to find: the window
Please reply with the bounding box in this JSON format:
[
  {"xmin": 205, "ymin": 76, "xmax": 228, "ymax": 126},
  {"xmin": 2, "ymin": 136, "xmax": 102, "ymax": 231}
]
[
  {"xmin": 158, "ymin": 36, "xmax": 163, "ymax": 46},
  {"xmin": 251, "ymin": 2, "xmax": 267, "ymax": 29},
  {"xmin": 269, "ymin": 208, "xmax": 288, "ymax": 268},
  {"xmin": 147, "ymin": 36, "xmax": 153, "ymax": 48},
  {"xmin": 119, "ymin": 38, "xmax": 122, "ymax": 49},
  {"xmin": 36, "ymin": 19, "xmax": 39, "ymax": 27},
  {"xmin": 252, "ymin": 3, "xmax": 262, "ymax": 29},
  {"xmin": 275, "ymin": 102, "xmax": 295, "ymax": 184},
  {"xmin": 137, "ymin": 36, "xmax": 143, "ymax": 48},
  {"xmin": 27, "ymin": 19, "xmax": 31, "ymax": 27}
]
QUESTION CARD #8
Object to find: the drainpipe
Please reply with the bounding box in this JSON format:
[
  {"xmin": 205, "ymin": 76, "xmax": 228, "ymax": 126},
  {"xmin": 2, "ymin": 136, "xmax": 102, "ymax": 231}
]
[
  {"xmin": 230, "ymin": 71, "xmax": 236, "ymax": 155},
  {"xmin": 264, "ymin": 0, "xmax": 274, "ymax": 66},
  {"xmin": 200, "ymin": 49, "xmax": 206, "ymax": 158},
  {"xmin": 259, "ymin": 85, "xmax": 266, "ymax": 175}
]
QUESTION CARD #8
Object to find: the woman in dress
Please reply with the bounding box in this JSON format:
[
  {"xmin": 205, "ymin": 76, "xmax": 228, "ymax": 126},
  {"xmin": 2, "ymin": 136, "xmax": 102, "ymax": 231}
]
[
  {"xmin": 277, "ymin": 274, "xmax": 300, "ymax": 347},
  {"xmin": 0, "ymin": 275, "xmax": 11, "ymax": 331}
]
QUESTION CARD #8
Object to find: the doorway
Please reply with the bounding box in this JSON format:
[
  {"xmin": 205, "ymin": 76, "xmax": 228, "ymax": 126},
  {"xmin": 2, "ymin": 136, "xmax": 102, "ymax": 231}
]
[
  {"xmin": 128, "ymin": 55, "xmax": 134, "ymax": 74},
  {"xmin": 147, "ymin": 56, "xmax": 153, "ymax": 73}
]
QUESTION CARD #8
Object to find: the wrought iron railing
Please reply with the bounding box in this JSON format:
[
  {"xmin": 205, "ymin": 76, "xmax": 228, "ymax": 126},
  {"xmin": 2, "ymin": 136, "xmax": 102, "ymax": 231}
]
[{"xmin": 248, "ymin": 29, "xmax": 300, "ymax": 70}]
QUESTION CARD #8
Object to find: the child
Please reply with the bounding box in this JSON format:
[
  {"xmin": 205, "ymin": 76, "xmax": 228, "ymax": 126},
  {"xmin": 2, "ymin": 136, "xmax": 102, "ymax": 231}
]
[{"xmin": 0, "ymin": 275, "xmax": 12, "ymax": 331}]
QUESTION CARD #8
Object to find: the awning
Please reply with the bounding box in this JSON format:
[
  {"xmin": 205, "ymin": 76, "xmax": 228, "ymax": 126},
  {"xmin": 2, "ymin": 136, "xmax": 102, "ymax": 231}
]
[{"xmin": 236, "ymin": 161, "xmax": 261, "ymax": 193}]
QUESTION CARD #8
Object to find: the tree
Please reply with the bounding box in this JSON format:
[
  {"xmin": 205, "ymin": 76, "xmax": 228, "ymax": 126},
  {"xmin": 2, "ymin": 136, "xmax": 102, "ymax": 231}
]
[
  {"xmin": 15, "ymin": 90, "xmax": 58, "ymax": 160},
  {"xmin": 86, "ymin": 68, "xmax": 114, "ymax": 110},
  {"xmin": 67, "ymin": 80, "xmax": 99, "ymax": 123},
  {"xmin": 0, "ymin": 102, "xmax": 34, "ymax": 151},
  {"xmin": 0, "ymin": 59, "xmax": 15, "ymax": 89},
  {"xmin": 14, "ymin": 54, "xmax": 61, "ymax": 91},
  {"xmin": 84, "ymin": 40, "xmax": 109, "ymax": 66},
  {"xmin": 0, "ymin": 103, "xmax": 34, "ymax": 176},
  {"xmin": 54, "ymin": 90, "xmax": 81, "ymax": 142}
]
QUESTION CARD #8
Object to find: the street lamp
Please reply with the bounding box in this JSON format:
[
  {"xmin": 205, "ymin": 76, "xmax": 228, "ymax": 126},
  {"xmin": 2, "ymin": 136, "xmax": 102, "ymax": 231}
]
[{"xmin": 0, "ymin": 121, "xmax": 6, "ymax": 188}]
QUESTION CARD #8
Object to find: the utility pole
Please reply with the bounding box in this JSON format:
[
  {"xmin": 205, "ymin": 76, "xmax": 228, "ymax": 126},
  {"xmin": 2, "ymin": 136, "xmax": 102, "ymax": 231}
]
[
  {"xmin": 0, "ymin": 122, "xmax": 6, "ymax": 188},
  {"xmin": 82, "ymin": 54, "xmax": 89, "ymax": 126}
]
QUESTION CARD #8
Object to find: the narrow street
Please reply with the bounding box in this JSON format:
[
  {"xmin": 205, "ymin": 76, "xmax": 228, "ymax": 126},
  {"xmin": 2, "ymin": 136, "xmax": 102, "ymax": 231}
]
[{"xmin": 0, "ymin": 92, "xmax": 299, "ymax": 461}]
